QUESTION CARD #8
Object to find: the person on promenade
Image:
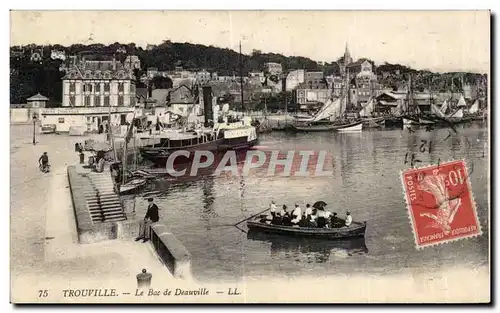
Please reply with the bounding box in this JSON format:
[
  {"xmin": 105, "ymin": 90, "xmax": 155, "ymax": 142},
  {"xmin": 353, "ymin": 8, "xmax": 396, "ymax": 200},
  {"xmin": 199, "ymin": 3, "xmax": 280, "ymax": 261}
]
[
  {"xmin": 38, "ymin": 152, "xmax": 49, "ymax": 172},
  {"xmin": 135, "ymin": 198, "xmax": 160, "ymax": 243}
]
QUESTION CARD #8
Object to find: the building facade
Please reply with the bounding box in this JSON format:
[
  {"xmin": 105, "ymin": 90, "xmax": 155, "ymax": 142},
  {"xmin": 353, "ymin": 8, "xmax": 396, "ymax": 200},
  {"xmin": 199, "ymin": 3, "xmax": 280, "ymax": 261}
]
[
  {"xmin": 264, "ymin": 62, "xmax": 283, "ymax": 75},
  {"xmin": 355, "ymin": 61, "xmax": 378, "ymax": 104},
  {"xmin": 296, "ymin": 89, "xmax": 330, "ymax": 105},
  {"xmin": 61, "ymin": 56, "xmax": 136, "ymax": 108},
  {"xmin": 285, "ymin": 69, "xmax": 305, "ymax": 91},
  {"xmin": 305, "ymin": 71, "xmax": 326, "ymax": 89}
]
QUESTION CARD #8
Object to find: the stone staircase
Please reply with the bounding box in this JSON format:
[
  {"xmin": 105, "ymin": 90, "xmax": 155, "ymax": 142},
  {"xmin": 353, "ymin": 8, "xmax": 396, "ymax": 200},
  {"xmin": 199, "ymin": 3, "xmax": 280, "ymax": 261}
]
[{"xmin": 83, "ymin": 172, "xmax": 127, "ymax": 223}]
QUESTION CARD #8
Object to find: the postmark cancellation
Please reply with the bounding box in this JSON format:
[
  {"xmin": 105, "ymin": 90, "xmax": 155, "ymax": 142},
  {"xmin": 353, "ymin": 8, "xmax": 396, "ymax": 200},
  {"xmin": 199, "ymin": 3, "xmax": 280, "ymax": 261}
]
[{"xmin": 401, "ymin": 160, "xmax": 482, "ymax": 249}]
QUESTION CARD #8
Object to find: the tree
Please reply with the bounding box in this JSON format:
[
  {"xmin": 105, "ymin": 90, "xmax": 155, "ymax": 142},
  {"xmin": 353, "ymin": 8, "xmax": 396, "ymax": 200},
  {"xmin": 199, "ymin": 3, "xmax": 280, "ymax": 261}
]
[{"xmin": 151, "ymin": 75, "xmax": 173, "ymax": 89}]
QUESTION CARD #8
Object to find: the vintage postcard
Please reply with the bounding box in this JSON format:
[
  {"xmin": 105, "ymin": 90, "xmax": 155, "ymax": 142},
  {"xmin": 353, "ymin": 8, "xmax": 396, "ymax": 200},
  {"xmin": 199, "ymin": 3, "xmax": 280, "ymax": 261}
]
[{"xmin": 10, "ymin": 10, "xmax": 490, "ymax": 303}]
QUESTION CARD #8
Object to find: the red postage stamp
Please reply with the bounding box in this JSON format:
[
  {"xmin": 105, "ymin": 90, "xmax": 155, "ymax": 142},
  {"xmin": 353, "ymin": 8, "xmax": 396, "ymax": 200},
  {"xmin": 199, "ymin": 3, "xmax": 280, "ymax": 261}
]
[{"xmin": 401, "ymin": 160, "xmax": 482, "ymax": 248}]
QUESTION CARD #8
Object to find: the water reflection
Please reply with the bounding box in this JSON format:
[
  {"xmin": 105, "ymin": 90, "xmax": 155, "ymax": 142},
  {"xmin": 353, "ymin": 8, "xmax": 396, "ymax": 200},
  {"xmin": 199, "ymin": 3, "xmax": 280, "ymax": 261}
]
[{"xmin": 247, "ymin": 230, "xmax": 368, "ymax": 263}]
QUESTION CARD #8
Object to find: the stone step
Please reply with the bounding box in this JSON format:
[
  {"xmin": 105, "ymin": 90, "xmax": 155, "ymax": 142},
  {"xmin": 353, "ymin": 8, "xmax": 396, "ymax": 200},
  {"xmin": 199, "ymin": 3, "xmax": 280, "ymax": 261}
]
[
  {"xmin": 90, "ymin": 211, "xmax": 125, "ymax": 219},
  {"xmin": 88, "ymin": 204, "xmax": 123, "ymax": 211},
  {"xmin": 88, "ymin": 179, "xmax": 114, "ymax": 184},
  {"xmin": 84, "ymin": 191, "xmax": 118, "ymax": 197},
  {"xmin": 89, "ymin": 209, "xmax": 124, "ymax": 216},
  {"xmin": 89, "ymin": 206, "xmax": 123, "ymax": 213},
  {"xmin": 87, "ymin": 197, "xmax": 121, "ymax": 205},
  {"xmin": 90, "ymin": 213, "xmax": 126, "ymax": 221},
  {"xmin": 94, "ymin": 216, "xmax": 127, "ymax": 223},
  {"xmin": 86, "ymin": 185, "xmax": 116, "ymax": 191},
  {"xmin": 89, "ymin": 208, "xmax": 125, "ymax": 216},
  {"xmin": 86, "ymin": 197, "xmax": 120, "ymax": 203},
  {"xmin": 88, "ymin": 182, "xmax": 115, "ymax": 187}
]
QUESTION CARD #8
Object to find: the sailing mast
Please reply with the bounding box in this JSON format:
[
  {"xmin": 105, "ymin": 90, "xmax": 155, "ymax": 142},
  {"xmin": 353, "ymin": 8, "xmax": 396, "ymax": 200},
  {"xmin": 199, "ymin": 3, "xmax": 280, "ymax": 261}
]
[
  {"xmin": 239, "ymin": 41, "xmax": 245, "ymax": 113},
  {"xmin": 121, "ymin": 111, "xmax": 136, "ymax": 185},
  {"xmin": 107, "ymin": 105, "xmax": 117, "ymax": 161}
]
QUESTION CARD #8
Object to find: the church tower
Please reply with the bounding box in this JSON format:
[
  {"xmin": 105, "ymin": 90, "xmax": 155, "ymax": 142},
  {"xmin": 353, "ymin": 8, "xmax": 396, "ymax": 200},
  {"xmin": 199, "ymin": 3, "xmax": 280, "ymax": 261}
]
[{"xmin": 341, "ymin": 42, "xmax": 353, "ymax": 77}]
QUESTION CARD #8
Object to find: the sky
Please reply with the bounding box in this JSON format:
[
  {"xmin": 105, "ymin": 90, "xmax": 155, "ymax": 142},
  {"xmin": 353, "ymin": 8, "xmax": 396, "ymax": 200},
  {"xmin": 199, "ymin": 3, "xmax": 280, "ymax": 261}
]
[{"xmin": 10, "ymin": 10, "xmax": 490, "ymax": 73}]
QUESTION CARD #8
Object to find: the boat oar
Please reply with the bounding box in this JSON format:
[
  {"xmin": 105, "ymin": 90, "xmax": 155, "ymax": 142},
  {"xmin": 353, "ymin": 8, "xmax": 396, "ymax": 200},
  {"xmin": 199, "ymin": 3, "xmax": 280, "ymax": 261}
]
[{"xmin": 234, "ymin": 208, "xmax": 271, "ymax": 227}]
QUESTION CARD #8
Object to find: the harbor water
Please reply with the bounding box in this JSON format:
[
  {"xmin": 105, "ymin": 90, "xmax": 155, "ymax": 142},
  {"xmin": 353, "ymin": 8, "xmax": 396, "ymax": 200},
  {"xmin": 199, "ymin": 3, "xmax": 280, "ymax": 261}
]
[{"xmin": 140, "ymin": 122, "xmax": 489, "ymax": 282}]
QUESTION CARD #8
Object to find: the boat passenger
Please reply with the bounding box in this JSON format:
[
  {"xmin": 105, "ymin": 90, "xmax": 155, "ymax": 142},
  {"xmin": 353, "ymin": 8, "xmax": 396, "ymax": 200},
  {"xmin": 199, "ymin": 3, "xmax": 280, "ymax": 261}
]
[
  {"xmin": 304, "ymin": 204, "xmax": 313, "ymax": 219},
  {"xmin": 281, "ymin": 205, "xmax": 292, "ymax": 226},
  {"xmin": 345, "ymin": 211, "xmax": 353, "ymax": 227},
  {"xmin": 271, "ymin": 212, "xmax": 283, "ymax": 225},
  {"xmin": 270, "ymin": 201, "xmax": 277, "ymax": 218},
  {"xmin": 316, "ymin": 209, "xmax": 327, "ymax": 228},
  {"xmin": 298, "ymin": 214, "xmax": 308, "ymax": 227},
  {"xmin": 308, "ymin": 212, "xmax": 318, "ymax": 227},
  {"xmin": 291, "ymin": 204, "xmax": 302, "ymax": 225},
  {"xmin": 330, "ymin": 212, "xmax": 344, "ymax": 228}
]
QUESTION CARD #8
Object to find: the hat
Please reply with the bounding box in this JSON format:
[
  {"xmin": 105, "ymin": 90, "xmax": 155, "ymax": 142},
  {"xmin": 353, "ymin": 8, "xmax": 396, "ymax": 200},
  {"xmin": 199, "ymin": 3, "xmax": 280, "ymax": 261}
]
[
  {"xmin": 147, "ymin": 198, "xmax": 154, "ymax": 202},
  {"xmin": 346, "ymin": 211, "xmax": 350, "ymax": 215}
]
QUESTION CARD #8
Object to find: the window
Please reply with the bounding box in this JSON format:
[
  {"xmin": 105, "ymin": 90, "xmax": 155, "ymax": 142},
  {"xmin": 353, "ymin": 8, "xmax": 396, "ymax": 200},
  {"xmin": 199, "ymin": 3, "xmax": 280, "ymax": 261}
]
[
  {"xmin": 83, "ymin": 84, "xmax": 93, "ymax": 92},
  {"xmin": 69, "ymin": 82, "xmax": 76, "ymax": 92},
  {"xmin": 118, "ymin": 83, "xmax": 124, "ymax": 92},
  {"xmin": 95, "ymin": 84, "xmax": 101, "ymax": 93},
  {"xmin": 104, "ymin": 96, "xmax": 110, "ymax": 106},
  {"xmin": 118, "ymin": 95, "xmax": 124, "ymax": 106},
  {"xmin": 120, "ymin": 114, "xmax": 127, "ymax": 125},
  {"xmin": 58, "ymin": 118, "xmax": 65, "ymax": 123},
  {"xmin": 95, "ymin": 96, "xmax": 101, "ymax": 106},
  {"xmin": 85, "ymin": 95, "xmax": 91, "ymax": 106},
  {"xmin": 130, "ymin": 96, "xmax": 136, "ymax": 106},
  {"xmin": 104, "ymin": 83, "xmax": 110, "ymax": 92},
  {"xmin": 69, "ymin": 96, "xmax": 76, "ymax": 106},
  {"xmin": 130, "ymin": 83, "xmax": 136, "ymax": 94}
]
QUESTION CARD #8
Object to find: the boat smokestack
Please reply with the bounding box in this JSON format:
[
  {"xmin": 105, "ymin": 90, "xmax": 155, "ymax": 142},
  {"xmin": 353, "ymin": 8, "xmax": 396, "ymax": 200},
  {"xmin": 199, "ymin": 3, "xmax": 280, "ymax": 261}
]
[{"xmin": 202, "ymin": 86, "xmax": 213, "ymax": 127}]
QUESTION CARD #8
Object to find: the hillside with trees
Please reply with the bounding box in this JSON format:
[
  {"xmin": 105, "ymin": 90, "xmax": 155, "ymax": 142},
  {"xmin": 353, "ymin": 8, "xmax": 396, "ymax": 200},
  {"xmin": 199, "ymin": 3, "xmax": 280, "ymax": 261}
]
[{"xmin": 10, "ymin": 41, "xmax": 487, "ymax": 105}]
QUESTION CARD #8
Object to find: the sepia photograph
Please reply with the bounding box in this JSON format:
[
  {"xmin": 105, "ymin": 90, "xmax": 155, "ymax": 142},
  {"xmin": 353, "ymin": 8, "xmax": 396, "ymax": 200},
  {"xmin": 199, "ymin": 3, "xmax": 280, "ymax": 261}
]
[{"xmin": 9, "ymin": 9, "xmax": 491, "ymax": 303}]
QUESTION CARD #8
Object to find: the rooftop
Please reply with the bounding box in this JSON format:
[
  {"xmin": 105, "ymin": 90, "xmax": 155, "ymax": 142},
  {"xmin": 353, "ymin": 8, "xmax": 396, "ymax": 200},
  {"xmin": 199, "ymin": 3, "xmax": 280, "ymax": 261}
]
[{"xmin": 27, "ymin": 93, "xmax": 49, "ymax": 101}]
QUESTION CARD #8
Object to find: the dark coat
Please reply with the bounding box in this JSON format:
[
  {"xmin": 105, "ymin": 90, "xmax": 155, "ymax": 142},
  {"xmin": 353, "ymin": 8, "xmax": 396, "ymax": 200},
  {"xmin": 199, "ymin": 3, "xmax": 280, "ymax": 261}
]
[{"xmin": 145, "ymin": 204, "xmax": 159, "ymax": 222}]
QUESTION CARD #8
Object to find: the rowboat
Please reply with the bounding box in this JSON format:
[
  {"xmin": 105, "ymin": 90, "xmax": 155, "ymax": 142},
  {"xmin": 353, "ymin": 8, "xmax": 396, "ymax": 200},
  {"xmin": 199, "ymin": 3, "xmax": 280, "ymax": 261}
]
[
  {"xmin": 247, "ymin": 220, "xmax": 367, "ymax": 239},
  {"xmin": 119, "ymin": 178, "xmax": 147, "ymax": 195}
]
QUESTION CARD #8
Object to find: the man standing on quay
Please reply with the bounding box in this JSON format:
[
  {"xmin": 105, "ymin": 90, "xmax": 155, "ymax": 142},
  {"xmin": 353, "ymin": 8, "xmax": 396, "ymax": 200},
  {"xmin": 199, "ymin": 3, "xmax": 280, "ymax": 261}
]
[{"xmin": 135, "ymin": 198, "xmax": 159, "ymax": 243}]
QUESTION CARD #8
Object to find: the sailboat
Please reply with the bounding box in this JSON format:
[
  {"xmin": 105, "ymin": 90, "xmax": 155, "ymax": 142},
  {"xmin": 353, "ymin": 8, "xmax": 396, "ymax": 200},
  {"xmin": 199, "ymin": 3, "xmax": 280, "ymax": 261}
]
[
  {"xmin": 360, "ymin": 98, "xmax": 384, "ymax": 128},
  {"xmin": 291, "ymin": 70, "xmax": 362, "ymax": 132},
  {"xmin": 118, "ymin": 114, "xmax": 147, "ymax": 195},
  {"xmin": 400, "ymin": 74, "xmax": 422, "ymax": 128},
  {"xmin": 256, "ymin": 97, "xmax": 273, "ymax": 133}
]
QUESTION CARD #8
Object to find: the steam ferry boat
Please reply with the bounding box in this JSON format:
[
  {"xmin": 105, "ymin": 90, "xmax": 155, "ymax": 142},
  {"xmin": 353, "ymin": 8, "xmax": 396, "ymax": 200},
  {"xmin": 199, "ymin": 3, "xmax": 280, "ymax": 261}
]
[{"xmin": 138, "ymin": 86, "xmax": 258, "ymax": 167}]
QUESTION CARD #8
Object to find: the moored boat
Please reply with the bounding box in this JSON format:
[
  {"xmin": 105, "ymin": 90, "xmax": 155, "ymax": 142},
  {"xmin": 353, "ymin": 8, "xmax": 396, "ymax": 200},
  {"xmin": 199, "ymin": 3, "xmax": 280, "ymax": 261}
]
[
  {"xmin": 362, "ymin": 117, "xmax": 385, "ymax": 128},
  {"xmin": 336, "ymin": 121, "xmax": 363, "ymax": 132},
  {"xmin": 119, "ymin": 177, "xmax": 147, "ymax": 195},
  {"xmin": 247, "ymin": 220, "xmax": 367, "ymax": 239}
]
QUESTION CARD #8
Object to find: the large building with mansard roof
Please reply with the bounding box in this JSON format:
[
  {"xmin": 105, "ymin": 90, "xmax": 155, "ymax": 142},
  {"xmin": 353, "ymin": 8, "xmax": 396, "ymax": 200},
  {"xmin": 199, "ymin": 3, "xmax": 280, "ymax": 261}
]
[{"xmin": 61, "ymin": 55, "xmax": 137, "ymax": 107}]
